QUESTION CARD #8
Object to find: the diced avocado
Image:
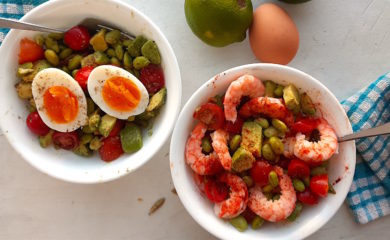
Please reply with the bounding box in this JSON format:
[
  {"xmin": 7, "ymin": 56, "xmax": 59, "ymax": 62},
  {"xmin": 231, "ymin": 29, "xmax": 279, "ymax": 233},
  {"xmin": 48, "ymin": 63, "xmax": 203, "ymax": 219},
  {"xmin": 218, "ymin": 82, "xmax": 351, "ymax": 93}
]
[
  {"xmin": 73, "ymin": 144, "xmax": 91, "ymax": 157},
  {"xmin": 120, "ymin": 123, "xmax": 143, "ymax": 153},
  {"xmin": 22, "ymin": 60, "xmax": 51, "ymax": 82},
  {"xmin": 231, "ymin": 147, "xmax": 255, "ymax": 172},
  {"xmin": 127, "ymin": 35, "xmax": 148, "ymax": 57},
  {"xmin": 146, "ymin": 87, "xmax": 167, "ymax": 112},
  {"xmin": 80, "ymin": 133, "xmax": 93, "ymax": 145},
  {"xmin": 283, "ymin": 84, "xmax": 300, "ymax": 113},
  {"xmin": 89, "ymin": 29, "xmax": 108, "ymax": 52},
  {"xmin": 88, "ymin": 111, "xmax": 101, "ymax": 129},
  {"xmin": 89, "ymin": 137, "xmax": 102, "ymax": 150},
  {"xmin": 264, "ymin": 80, "xmax": 276, "ymax": 97},
  {"xmin": 98, "ymin": 114, "xmax": 117, "ymax": 137},
  {"xmin": 15, "ymin": 82, "xmax": 32, "ymax": 99},
  {"xmin": 81, "ymin": 54, "xmax": 96, "ymax": 67},
  {"xmin": 241, "ymin": 121, "xmax": 263, "ymax": 158},
  {"xmin": 135, "ymin": 111, "xmax": 155, "ymax": 121},
  {"xmin": 300, "ymin": 93, "xmax": 316, "ymax": 116},
  {"xmin": 82, "ymin": 125, "xmax": 96, "ymax": 134},
  {"xmin": 39, "ymin": 130, "xmax": 53, "ymax": 148}
]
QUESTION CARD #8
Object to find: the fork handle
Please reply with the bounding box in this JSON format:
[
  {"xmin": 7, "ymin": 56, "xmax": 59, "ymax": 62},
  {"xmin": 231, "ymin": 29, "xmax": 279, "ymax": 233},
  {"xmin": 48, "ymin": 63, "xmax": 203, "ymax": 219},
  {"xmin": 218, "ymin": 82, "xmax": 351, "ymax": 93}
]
[
  {"xmin": 338, "ymin": 122, "xmax": 390, "ymax": 142},
  {"xmin": 0, "ymin": 17, "xmax": 64, "ymax": 33}
]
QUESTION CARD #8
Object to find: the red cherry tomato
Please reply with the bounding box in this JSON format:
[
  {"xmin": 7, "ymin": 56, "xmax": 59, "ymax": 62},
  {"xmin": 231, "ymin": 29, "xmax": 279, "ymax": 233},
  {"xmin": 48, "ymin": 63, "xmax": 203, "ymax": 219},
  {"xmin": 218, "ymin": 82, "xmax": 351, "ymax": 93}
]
[
  {"xmin": 310, "ymin": 174, "xmax": 329, "ymax": 197},
  {"xmin": 224, "ymin": 117, "xmax": 244, "ymax": 134},
  {"xmin": 193, "ymin": 103, "xmax": 225, "ymax": 130},
  {"xmin": 250, "ymin": 160, "xmax": 273, "ymax": 187},
  {"xmin": 297, "ymin": 189, "xmax": 319, "ymax": 205},
  {"xmin": 139, "ymin": 64, "xmax": 165, "ymax": 94},
  {"xmin": 108, "ymin": 120, "xmax": 125, "ymax": 137},
  {"xmin": 64, "ymin": 25, "xmax": 90, "ymax": 51},
  {"xmin": 18, "ymin": 38, "xmax": 44, "ymax": 64},
  {"xmin": 52, "ymin": 131, "xmax": 79, "ymax": 150},
  {"xmin": 291, "ymin": 118, "xmax": 320, "ymax": 134},
  {"xmin": 99, "ymin": 136, "xmax": 124, "ymax": 162},
  {"xmin": 287, "ymin": 159, "xmax": 310, "ymax": 179},
  {"xmin": 74, "ymin": 66, "xmax": 94, "ymax": 91},
  {"xmin": 204, "ymin": 179, "xmax": 229, "ymax": 203},
  {"xmin": 26, "ymin": 111, "xmax": 50, "ymax": 136}
]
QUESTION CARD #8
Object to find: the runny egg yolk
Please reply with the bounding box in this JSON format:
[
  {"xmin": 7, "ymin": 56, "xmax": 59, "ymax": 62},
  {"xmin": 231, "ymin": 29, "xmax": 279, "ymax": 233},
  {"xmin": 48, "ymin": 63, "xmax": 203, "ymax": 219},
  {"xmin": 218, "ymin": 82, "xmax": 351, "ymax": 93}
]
[
  {"xmin": 101, "ymin": 76, "xmax": 141, "ymax": 112},
  {"xmin": 43, "ymin": 86, "xmax": 79, "ymax": 123}
]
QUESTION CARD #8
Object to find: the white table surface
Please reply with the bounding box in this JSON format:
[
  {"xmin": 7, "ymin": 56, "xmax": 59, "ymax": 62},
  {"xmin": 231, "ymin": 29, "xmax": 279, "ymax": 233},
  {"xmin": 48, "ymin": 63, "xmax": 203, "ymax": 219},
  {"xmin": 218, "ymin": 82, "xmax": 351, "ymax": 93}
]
[{"xmin": 1, "ymin": 0, "xmax": 390, "ymax": 239}]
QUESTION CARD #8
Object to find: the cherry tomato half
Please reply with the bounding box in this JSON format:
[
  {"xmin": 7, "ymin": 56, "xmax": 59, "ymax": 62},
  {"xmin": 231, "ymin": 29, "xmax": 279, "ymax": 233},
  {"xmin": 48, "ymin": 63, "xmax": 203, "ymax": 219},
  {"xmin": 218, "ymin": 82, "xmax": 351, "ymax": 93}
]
[
  {"xmin": 291, "ymin": 118, "xmax": 320, "ymax": 134},
  {"xmin": 250, "ymin": 160, "xmax": 273, "ymax": 187},
  {"xmin": 18, "ymin": 38, "xmax": 44, "ymax": 64},
  {"xmin": 287, "ymin": 159, "xmax": 310, "ymax": 179},
  {"xmin": 224, "ymin": 117, "xmax": 244, "ymax": 134},
  {"xmin": 310, "ymin": 174, "xmax": 329, "ymax": 197},
  {"xmin": 108, "ymin": 120, "xmax": 125, "ymax": 137},
  {"xmin": 52, "ymin": 131, "xmax": 79, "ymax": 150},
  {"xmin": 297, "ymin": 189, "xmax": 319, "ymax": 205},
  {"xmin": 204, "ymin": 178, "xmax": 229, "ymax": 203},
  {"xmin": 74, "ymin": 66, "xmax": 94, "ymax": 91},
  {"xmin": 99, "ymin": 136, "xmax": 124, "ymax": 162},
  {"xmin": 139, "ymin": 64, "xmax": 165, "ymax": 94},
  {"xmin": 26, "ymin": 111, "xmax": 50, "ymax": 136},
  {"xmin": 193, "ymin": 103, "xmax": 225, "ymax": 130},
  {"xmin": 64, "ymin": 25, "xmax": 90, "ymax": 51}
]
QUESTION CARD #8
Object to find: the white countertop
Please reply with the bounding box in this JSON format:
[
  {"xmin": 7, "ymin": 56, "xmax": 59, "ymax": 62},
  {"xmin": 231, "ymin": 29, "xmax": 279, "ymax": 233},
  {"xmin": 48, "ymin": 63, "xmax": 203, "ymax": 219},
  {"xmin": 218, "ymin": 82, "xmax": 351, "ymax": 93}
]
[{"xmin": 1, "ymin": 0, "xmax": 390, "ymax": 239}]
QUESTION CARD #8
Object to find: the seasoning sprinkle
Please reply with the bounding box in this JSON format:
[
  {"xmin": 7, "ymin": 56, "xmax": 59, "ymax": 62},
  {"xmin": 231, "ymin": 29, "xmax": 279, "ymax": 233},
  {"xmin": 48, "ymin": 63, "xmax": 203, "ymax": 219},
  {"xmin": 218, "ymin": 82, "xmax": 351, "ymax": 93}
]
[{"xmin": 148, "ymin": 197, "xmax": 165, "ymax": 216}]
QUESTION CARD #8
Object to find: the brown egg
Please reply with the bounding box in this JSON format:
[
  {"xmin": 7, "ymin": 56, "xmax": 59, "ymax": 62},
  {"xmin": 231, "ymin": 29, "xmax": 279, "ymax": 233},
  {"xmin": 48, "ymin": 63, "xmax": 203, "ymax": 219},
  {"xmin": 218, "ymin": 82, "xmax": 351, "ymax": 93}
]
[{"xmin": 249, "ymin": 3, "xmax": 299, "ymax": 65}]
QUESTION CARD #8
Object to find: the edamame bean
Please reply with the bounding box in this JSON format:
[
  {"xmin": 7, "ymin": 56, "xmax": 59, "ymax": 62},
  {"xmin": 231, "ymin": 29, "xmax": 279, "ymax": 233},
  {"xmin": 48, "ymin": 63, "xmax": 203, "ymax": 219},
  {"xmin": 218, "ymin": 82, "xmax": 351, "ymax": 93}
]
[
  {"xmin": 34, "ymin": 34, "xmax": 44, "ymax": 46},
  {"xmin": 93, "ymin": 51, "xmax": 110, "ymax": 65},
  {"xmin": 132, "ymin": 69, "xmax": 140, "ymax": 78},
  {"xmin": 44, "ymin": 37, "xmax": 59, "ymax": 53},
  {"xmin": 264, "ymin": 80, "xmax": 276, "ymax": 97},
  {"xmin": 255, "ymin": 117, "xmax": 269, "ymax": 129},
  {"xmin": 141, "ymin": 40, "xmax": 161, "ymax": 64},
  {"xmin": 274, "ymin": 85, "xmax": 284, "ymax": 97},
  {"xmin": 133, "ymin": 56, "xmax": 150, "ymax": 70},
  {"xmin": 61, "ymin": 66, "xmax": 70, "ymax": 74},
  {"xmin": 68, "ymin": 55, "xmax": 83, "ymax": 70},
  {"xmin": 251, "ymin": 216, "xmax": 264, "ymax": 229},
  {"xmin": 201, "ymin": 137, "xmax": 212, "ymax": 153},
  {"xmin": 310, "ymin": 166, "xmax": 327, "ymax": 176},
  {"xmin": 242, "ymin": 176, "xmax": 254, "ymax": 188},
  {"xmin": 269, "ymin": 136, "xmax": 284, "ymax": 155},
  {"xmin": 127, "ymin": 35, "xmax": 148, "ymax": 57},
  {"xmin": 110, "ymin": 57, "xmax": 121, "ymax": 66},
  {"xmin": 59, "ymin": 48, "xmax": 73, "ymax": 59},
  {"xmin": 271, "ymin": 119, "xmax": 288, "ymax": 133},
  {"xmin": 115, "ymin": 44, "xmax": 124, "ymax": 60},
  {"xmin": 262, "ymin": 184, "xmax": 273, "ymax": 193},
  {"xmin": 229, "ymin": 135, "xmax": 242, "ymax": 151},
  {"xmin": 229, "ymin": 216, "xmax": 248, "ymax": 232},
  {"xmin": 44, "ymin": 49, "xmax": 59, "ymax": 66},
  {"xmin": 105, "ymin": 30, "xmax": 121, "ymax": 45},
  {"xmin": 268, "ymin": 171, "xmax": 279, "ymax": 187},
  {"xmin": 106, "ymin": 48, "xmax": 116, "ymax": 57},
  {"xmin": 287, "ymin": 202, "xmax": 303, "ymax": 222},
  {"xmin": 48, "ymin": 32, "xmax": 63, "ymax": 40},
  {"xmin": 122, "ymin": 39, "xmax": 132, "ymax": 47},
  {"xmin": 123, "ymin": 52, "xmax": 132, "ymax": 68},
  {"xmin": 262, "ymin": 143, "xmax": 275, "ymax": 161},
  {"xmin": 263, "ymin": 126, "xmax": 278, "ymax": 138},
  {"xmin": 293, "ymin": 179, "xmax": 305, "ymax": 192}
]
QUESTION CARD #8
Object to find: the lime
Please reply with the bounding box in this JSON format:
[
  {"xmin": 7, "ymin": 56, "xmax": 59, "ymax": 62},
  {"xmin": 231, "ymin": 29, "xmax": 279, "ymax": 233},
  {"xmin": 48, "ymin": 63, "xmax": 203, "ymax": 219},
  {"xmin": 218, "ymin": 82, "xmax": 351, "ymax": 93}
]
[{"xmin": 185, "ymin": 0, "xmax": 253, "ymax": 47}]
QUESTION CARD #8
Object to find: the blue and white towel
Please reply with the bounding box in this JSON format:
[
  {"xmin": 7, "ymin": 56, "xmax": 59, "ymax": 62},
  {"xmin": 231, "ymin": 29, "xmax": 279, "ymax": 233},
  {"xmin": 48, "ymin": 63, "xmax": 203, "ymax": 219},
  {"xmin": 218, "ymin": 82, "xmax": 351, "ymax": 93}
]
[{"xmin": 342, "ymin": 74, "xmax": 390, "ymax": 224}]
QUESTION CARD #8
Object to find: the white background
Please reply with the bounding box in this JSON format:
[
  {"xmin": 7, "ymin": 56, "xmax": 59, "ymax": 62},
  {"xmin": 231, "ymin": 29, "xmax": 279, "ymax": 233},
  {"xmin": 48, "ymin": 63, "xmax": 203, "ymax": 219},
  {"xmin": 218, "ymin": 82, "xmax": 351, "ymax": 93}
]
[{"xmin": 1, "ymin": 0, "xmax": 390, "ymax": 239}]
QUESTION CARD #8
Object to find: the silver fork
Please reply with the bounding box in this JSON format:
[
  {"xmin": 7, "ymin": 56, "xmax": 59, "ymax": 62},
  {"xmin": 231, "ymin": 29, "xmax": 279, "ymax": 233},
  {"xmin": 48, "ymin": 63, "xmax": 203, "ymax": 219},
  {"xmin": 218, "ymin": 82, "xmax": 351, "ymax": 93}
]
[
  {"xmin": 338, "ymin": 122, "xmax": 390, "ymax": 142},
  {"xmin": 0, "ymin": 17, "xmax": 134, "ymax": 39}
]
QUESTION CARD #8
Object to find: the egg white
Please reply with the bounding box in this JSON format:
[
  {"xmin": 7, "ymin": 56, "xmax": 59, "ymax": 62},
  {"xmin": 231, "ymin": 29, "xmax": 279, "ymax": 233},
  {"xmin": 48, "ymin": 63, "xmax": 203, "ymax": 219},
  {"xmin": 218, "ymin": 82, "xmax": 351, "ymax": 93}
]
[
  {"xmin": 31, "ymin": 68, "xmax": 88, "ymax": 132},
  {"xmin": 87, "ymin": 65, "xmax": 149, "ymax": 119}
]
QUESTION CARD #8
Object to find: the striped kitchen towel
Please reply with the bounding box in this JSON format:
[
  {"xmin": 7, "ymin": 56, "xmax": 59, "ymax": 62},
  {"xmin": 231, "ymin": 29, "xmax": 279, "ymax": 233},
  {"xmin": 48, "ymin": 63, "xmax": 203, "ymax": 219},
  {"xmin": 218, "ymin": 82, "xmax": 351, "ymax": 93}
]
[
  {"xmin": 0, "ymin": 0, "xmax": 47, "ymax": 43},
  {"xmin": 342, "ymin": 73, "xmax": 390, "ymax": 224}
]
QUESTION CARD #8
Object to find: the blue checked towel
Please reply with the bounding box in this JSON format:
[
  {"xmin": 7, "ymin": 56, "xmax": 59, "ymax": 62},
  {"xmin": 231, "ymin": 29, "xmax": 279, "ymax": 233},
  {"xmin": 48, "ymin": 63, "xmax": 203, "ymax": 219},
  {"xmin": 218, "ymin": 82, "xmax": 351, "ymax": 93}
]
[{"xmin": 342, "ymin": 74, "xmax": 390, "ymax": 224}]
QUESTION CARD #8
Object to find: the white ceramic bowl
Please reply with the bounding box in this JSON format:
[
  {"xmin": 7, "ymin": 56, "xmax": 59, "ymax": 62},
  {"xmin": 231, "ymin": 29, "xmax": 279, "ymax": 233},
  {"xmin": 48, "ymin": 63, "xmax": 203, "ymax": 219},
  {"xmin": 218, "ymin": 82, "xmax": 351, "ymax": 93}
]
[
  {"xmin": 170, "ymin": 64, "xmax": 355, "ymax": 240},
  {"xmin": 0, "ymin": 0, "xmax": 181, "ymax": 183}
]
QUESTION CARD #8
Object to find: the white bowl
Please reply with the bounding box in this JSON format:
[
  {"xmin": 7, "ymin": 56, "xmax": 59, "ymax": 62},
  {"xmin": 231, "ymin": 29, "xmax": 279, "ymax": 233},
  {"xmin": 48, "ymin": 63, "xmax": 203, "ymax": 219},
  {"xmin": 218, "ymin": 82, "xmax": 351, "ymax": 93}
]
[
  {"xmin": 0, "ymin": 0, "xmax": 181, "ymax": 183},
  {"xmin": 170, "ymin": 64, "xmax": 355, "ymax": 240}
]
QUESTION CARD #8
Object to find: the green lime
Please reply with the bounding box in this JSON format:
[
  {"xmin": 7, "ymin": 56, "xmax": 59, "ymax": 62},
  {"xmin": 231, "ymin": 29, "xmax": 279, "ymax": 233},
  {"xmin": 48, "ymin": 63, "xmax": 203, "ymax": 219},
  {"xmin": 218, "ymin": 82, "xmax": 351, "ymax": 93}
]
[{"xmin": 184, "ymin": 0, "xmax": 253, "ymax": 47}]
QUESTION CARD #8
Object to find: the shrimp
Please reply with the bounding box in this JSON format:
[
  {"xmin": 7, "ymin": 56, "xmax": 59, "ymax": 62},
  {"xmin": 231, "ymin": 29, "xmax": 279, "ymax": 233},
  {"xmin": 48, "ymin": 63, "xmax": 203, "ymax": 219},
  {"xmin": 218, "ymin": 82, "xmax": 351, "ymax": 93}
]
[
  {"xmin": 294, "ymin": 118, "xmax": 338, "ymax": 162},
  {"xmin": 210, "ymin": 129, "xmax": 231, "ymax": 170},
  {"xmin": 214, "ymin": 172, "xmax": 248, "ymax": 219},
  {"xmin": 239, "ymin": 97, "xmax": 294, "ymax": 126},
  {"xmin": 223, "ymin": 74, "xmax": 265, "ymax": 123},
  {"xmin": 283, "ymin": 137, "xmax": 296, "ymax": 158},
  {"xmin": 185, "ymin": 122, "xmax": 223, "ymax": 175},
  {"xmin": 248, "ymin": 167, "xmax": 296, "ymax": 222}
]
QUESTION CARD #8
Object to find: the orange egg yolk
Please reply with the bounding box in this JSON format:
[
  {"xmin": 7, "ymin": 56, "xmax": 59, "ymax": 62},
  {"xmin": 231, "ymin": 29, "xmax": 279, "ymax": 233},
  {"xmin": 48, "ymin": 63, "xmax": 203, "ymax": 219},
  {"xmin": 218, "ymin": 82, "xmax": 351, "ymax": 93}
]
[
  {"xmin": 43, "ymin": 86, "xmax": 79, "ymax": 123},
  {"xmin": 102, "ymin": 76, "xmax": 141, "ymax": 111}
]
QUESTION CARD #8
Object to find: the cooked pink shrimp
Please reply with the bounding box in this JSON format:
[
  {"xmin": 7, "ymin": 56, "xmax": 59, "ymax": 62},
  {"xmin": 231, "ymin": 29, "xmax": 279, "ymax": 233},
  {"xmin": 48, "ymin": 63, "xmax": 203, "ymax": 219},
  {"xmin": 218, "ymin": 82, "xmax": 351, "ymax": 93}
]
[
  {"xmin": 185, "ymin": 122, "xmax": 223, "ymax": 175},
  {"xmin": 224, "ymin": 74, "xmax": 265, "ymax": 123},
  {"xmin": 248, "ymin": 167, "xmax": 296, "ymax": 222},
  {"xmin": 239, "ymin": 97, "xmax": 294, "ymax": 126},
  {"xmin": 294, "ymin": 118, "xmax": 338, "ymax": 162},
  {"xmin": 214, "ymin": 173, "xmax": 248, "ymax": 219},
  {"xmin": 283, "ymin": 137, "xmax": 296, "ymax": 158},
  {"xmin": 210, "ymin": 129, "xmax": 231, "ymax": 170}
]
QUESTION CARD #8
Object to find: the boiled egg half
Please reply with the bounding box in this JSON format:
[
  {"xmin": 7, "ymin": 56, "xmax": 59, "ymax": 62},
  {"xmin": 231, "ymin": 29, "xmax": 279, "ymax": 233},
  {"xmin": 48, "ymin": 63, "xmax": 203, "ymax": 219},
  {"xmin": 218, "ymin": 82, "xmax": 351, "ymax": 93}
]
[
  {"xmin": 32, "ymin": 68, "xmax": 88, "ymax": 132},
  {"xmin": 87, "ymin": 65, "xmax": 149, "ymax": 120}
]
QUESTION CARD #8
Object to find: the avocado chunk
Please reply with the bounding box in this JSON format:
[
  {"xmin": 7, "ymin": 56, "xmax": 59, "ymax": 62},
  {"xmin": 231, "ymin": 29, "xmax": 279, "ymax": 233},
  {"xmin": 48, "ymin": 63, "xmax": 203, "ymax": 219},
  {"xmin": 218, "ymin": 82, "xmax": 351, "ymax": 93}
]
[
  {"xmin": 231, "ymin": 147, "xmax": 255, "ymax": 172},
  {"xmin": 89, "ymin": 137, "xmax": 102, "ymax": 150},
  {"xmin": 120, "ymin": 123, "xmax": 143, "ymax": 153},
  {"xmin": 22, "ymin": 60, "xmax": 51, "ymax": 82},
  {"xmin": 283, "ymin": 84, "xmax": 300, "ymax": 113},
  {"xmin": 146, "ymin": 87, "xmax": 167, "ymax": 112},
  {"xmin": 300, "ymin": 92, "xmax": 316, "ymax": 116},
  {"xmin": 241, "ymin": 121, "xmax": 263, "ymax": 158},
  {"xmin": 99, "ymin": 114, "xmax": 117, "ymax": 137},
  {"xmin": 16, "ymin": 82, "xmax": 32, "ymax": 99},
  {"xmin": 135, "ymin": 111, "xmax": 156, "ymax": 121},
  {"xmin": 39, "ymin": 130, "xmax": 53, "ymax": 148},
  {"xmin": 88, "ymin": 111, "xmax": 101, "ymax": 129},
  {"xmin": 89, "ymin": 29, "xmax": 108, "ymax": 52},
  {"xmin": 73, "ymin": 144, "xmax": 91, "ymax": 157}
]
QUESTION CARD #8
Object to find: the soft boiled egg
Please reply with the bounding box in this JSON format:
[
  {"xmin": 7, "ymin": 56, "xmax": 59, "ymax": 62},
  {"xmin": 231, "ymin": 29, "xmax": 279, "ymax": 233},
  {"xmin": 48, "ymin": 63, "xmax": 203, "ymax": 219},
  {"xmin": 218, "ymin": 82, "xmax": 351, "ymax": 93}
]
[
  {"xmin": 87, "ymin": 65, "xmax": 149, "ymax": 120},
  {"xmin": 32, "ymin": 68, "xmax": 88, "ymax": 132}
]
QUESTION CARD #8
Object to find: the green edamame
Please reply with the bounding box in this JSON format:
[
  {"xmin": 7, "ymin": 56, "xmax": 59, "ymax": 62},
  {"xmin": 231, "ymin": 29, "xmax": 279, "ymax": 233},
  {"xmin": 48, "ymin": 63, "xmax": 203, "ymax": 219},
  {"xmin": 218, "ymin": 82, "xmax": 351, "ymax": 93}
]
[
  {"xmin": 106, "ymin": 48, "xmax": 116, "ymax": 57},
  {"xmin": 269, "ymin": 136, "xmax": 284, "ymax": 155},
  {"xmin": 61, "ymin": 66, "xmax": 70, "ymax": 74},
  {"xmin": 229, "ymin": 216, "xmax": 248, "ymax": 232},
  {"xmin": 122, "ymin": 39, "xmax": 132, "ymax": 47},
  {"xmin": 264, "ymin": 80, "xmax": 276, "ymax": 97},
  {"xmin": 293, "ymin": 179, "xmax": 305, "ymax": 192},
  {"xmin": 94, "ymin": 51, "xmax": 110, "ymax": 65},
  {"xmin": 229, "ymin": 135, "xmax": 242, "ymax": 151},
  {"xmin": 115, "ymin": 44, "xmax": 124, "ymax": 60},
  {"xmin": 44, "ymin": 37, "xmax": 59, "ymax": 53},
  {"xmin": 287, "ymin": 202, "xmax": 303, "ymax": 222},
  {"xmin": 105, "ymin": 30, "xmax": 121, "ymax": 45},
  {"xmin": 262, "ymin": 184, "xmax": 273, "ymax": 193},
  {"xmin": 127, "ymin": 35, "xmax": 148, "ymax": 57},
  {"xmin": 262, "ymin": 143, "xmax": 275, "ymax": 161},
  {"xmin": 263, "ymin": 126, "xmax": 278, "ymax": 138},
  {"xmin": 242, "ymin": 176, "xmax": 254, "ymax": 188},
  {"xmin": 268, "ymin": 171, "xmax": 279, "ymax": 187},
  {"xmin": 133, "ymin": 56, "xmax": 150, "ymax": 70},
  {"xmin": 120, "ymin": 123, "xmax": 143, "ymax": 153},
  {"xmin": 59, "ymin": 48, "xmax": 73, "ymax": 59},
  {"xmin": 34, "ymin": 34, "xmax": 44, "ymax": 46},
  {"xmin": 44, "ymin": 49, "xmax": 59, "ymax": 66},
  {"xmin": 251, "ymin": 216, "xmax": 264, "ymax": 229},
  {"xmin": 271, "ymin": 119, "xmax": 288, "ymax": 133},
  {"xmin": 110, "ymin": 57, "xmax": 121, "ymax": 66},
  {"xmin": 48, "ymin": 32, "xmax": 63, "ymax": 40},
  {"xmin": 201, "ymin": 137, "xmax": 212, "ymax": 153},
  {"xmin": 141, "ymin": 40, "xmax": 161, "ymax": 64},
  {"xmin": 68, "ymin": 55, "xmax": 83, "ymax": 70},
  {"xmin": 255, "ymin": 117, "xmax": 269, "ymax": 129},
  {"xmin": 310, "ymin": 166, "xmax": 327, "ymax": 176},
  {"xmin": 274, "ymin": 85, "xmax": 284, "ymax": 97},
  {"xmin": 123, "ymin": 52, "xmax": 132, "ymax": 68}
]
